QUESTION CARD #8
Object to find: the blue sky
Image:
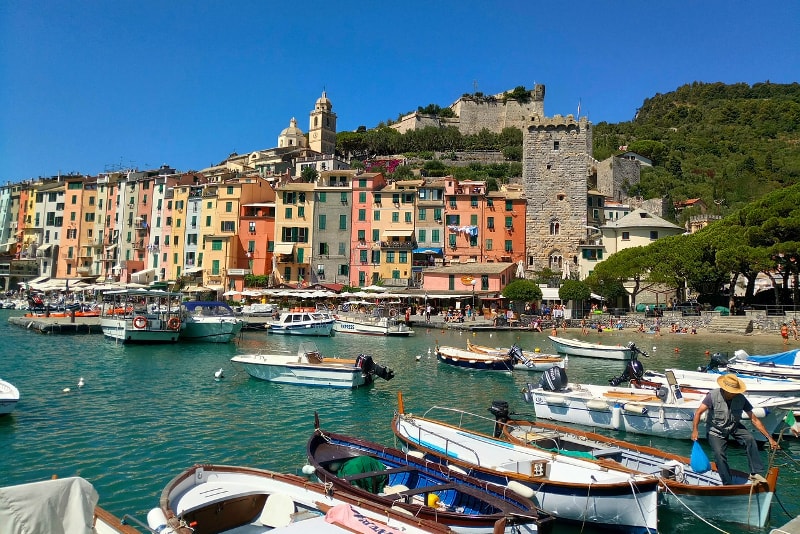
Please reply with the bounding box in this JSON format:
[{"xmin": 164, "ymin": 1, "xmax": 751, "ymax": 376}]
[{"xmin": 2, "ymin": 1, "xmax": 798, "ymax": 181}]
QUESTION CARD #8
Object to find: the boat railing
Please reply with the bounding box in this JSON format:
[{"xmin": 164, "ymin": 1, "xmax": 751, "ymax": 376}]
[{"xmin": 399, "ymin": 413, "xmax": 484, "ymax": 468}]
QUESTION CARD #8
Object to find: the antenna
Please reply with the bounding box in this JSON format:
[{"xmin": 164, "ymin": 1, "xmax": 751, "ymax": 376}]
[{"xmin": 473, "ymin": 80, "xmax": 478, "ymax": 92}]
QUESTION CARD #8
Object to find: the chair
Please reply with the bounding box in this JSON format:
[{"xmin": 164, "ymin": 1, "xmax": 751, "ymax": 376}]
[{"xmin": 257, "ymin": 493, "xmax": 295, "ymax": 528}]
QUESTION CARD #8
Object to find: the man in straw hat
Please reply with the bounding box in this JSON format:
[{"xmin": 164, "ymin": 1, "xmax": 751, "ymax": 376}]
[{"xmin": 691, "ymin": 373, "xmax": 779, "ymax": 485}]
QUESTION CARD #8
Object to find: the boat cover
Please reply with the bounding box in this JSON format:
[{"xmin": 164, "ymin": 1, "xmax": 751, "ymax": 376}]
[
  {"xmin": 746, "ymin": 349, "xmax": 800, "ymax": 366},
  {"xmin": 337, "ymin": 456, "xmax": 387, "ymax": 494},
  {"xmin": 182, "ymin": 301, "xmax": 233, "ymax": 312},
  {"xmin": 0, "ymin": 476, "xmax": 98, "ymax": 534}
]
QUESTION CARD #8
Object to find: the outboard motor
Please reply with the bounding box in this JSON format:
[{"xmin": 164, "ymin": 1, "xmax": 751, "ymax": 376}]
[
  {"xmin": 540, "ymin": 366, "xmax": 568, "ymax": 391},
  {"xmin": 609, "ymin": 358, "xmax": 645, "ymax": 386},
  {"xmin": 488, "ymin": 400, "xmax": 510, "ymax": 437},
  {"xmin": 508, "ymin": 345, "xmax": 530, "ymax": 367},
  {"xmin": 355, "ymin": 354, "xmax": 395, "ymax": 381},
  {"xmin": 698, "ymin": 352, "xmax": 728, "ymax": 372}
]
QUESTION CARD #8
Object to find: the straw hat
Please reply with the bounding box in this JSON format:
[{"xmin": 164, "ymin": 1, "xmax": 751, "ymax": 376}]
[{"xmin": 717, "ymin": 373, "xmax": 747, "ymax": 394}]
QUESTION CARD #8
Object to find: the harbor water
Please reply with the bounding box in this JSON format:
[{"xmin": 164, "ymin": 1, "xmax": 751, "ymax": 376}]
[{"xmin": 1, "ymin": 308, "xmax": 798, "ymax": 533}]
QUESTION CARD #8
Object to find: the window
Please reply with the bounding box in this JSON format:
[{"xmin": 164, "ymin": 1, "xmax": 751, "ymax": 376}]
[
  {"xmin": 227, "ymin": 186, "xmax": 234, "ymax": 195},
  {"xmin": 393, "ymin": 194, "xmax": 400, "ymax": 205},
  {"xmin": 582, "ymin": 249, "xmax": 603, "ymax": 260},
  {"xmin": 405, "ymin": 212, "xmax": 412, "ymax": 223},
  {"xmin": 487, "ymin": 217, "xmax": 495, "ymax": 229},
  {"xmin": 371, "ymin": 250, "xmax": 380, "ymax": 264},
  {"xmin": 418, "ymin": 208, "xmax": 426, "ymax": 220},
  {"xmin": 285, "ymin": 207, "xmax": 292, "ymax": 219},
  {"xmin": 386, "ymin": 251, "xmax": 395, "ymax": 263},
  {"xmin": 358, "ymin": 271, "xmax": 366, "ymax": 285},
  {"xmin": 486, "ymin": 239, "xmax": 493, "ymax": 250},
  {"xmin": 359, "ymin": 250, "xmax": 368, "ymax": 263},
  {"xmin": 374, "ymin": 193, "xmax": 382, "ymax": 205},
  {"xmin": 392, "ymin": 212, "xmax": 399, "ymax": 223},
  {"xmin": 554, "ymin": 140, "xmax": 560, "ymax": 150},
  {"xmin": 470, "ymin": 214, "xmax": 478, "ymax": 225},
  {"xmin": 340, "ymin": 192, "xmax": 347, "ymax": 204},
  {"xmin": 319, "ymin": 243, "xmax": 329, "ymax": 255},
  {"xmin": 205, "ymin": 215, "xmax": 211, "ymax": 227},
  {"xmin": 622, "ymin": 231, "xmax": 630, "ymax": 240},
  {"xmin": 143, "ymin": 195, "xmax": 148, "ymax": 205},
  {"xmin": 505, "ymin": 216, "xmax": 513, "ymax": 228},
  {"xmin": 470, "ymin": 196, "xmax": 478, "ymax": 208},
  {"xmin": 249, "ymin": 221, "xmax": 256, "ymax": 234},
  {"xmin": 399, "ymin": 251, "xmax": 407, "ymax": 263},
  {"xmin": 225, "ymin": 201, "xmax": 232, "ymax": 213},
  {"xmin": 449, "ymin": 233, "xmax": 457, "ymax": 248},
  {"xmin": 505, "ymin": 200, "xmax": 513, "ymax": 211},
  {"xmin": 392, "ymin": 270, "xmax": 400, "ymax": 279},
  {"xmin": 550, "ymin": 221, "xmax": 560, "ymax": 235},
  {"xmin": 298, "ymin": 206, "xmax": 305, "ymax": 217},
  {"xmin": 418, "ymin": 229, "xmax": 426, "ymax": 242},
  {"xmin": 448, "ymin": 275, "xmax": 455, "ymax": 291},
  {"xmin": 372, "ymin": 229, "xmax": 379, "ymax": 242},
  {"xmin": 357, "ymin": 230, "xmax": 366, "ymax": 241},
  {"xmin": 84, "ymin": 213, "xmax": 95, "ymax": 222},
  {"xmin": 481, "ymin": 275, "xmax": 489, "ymax": 291},
  {"xmin": 66, "ymin": 228, "xmax": 77, "ymax": 239},
  {"xmin": 221, "ymin": 221, "xmax": 235, "ymax": 232},
  {"xmin": 446, "ymin": 214, "xmax": 460, "ymax": 225},
  {"xmin": 505, "ymin": 240, "xmax": 513, "ymax": 252},
  {"xmin": 317, "ymin": 192, "xmax": 326, "ymax": 202},
  {"xmin": 449, "ymin": 196, "xmax": 457, "ymax": 208},
  {"xmin": 431, "ymin": 229, "xmax": 440, "ymax": 243},
  {"xmin": 358, "ymin": 179, "xmax": 366, "ymax": 188},
  {"xmin": 358, "ymin": 209, "xmax": 366, "ymax": 221},
  {"xmin": 211, "ymin": 239, "xmax": 223, "ymax": 251},
  {"xmin": 434, "ymin": 208, "xmax": 442, "ymax": 221},
  {"xmin": 373, "ymin": 210, "xmax": 380, "ymax": 221},
  {"xmin": 338, "ymin": 242, "xmax": 345, "ymax": 255},
  {"xmin": 319, "ymin": 214, "xmax": 326, "ymax": 229},
  {"xmin": 487, "ymin": 198, "xmax": 494, "ymax": 207},
  {"xmin": 211, "ymin": 259, "xmax": 220, "ymax": 275},
  {"xmin": 650, "ymin": 231, "xmax": 659, "ymax": 240},
  {"xmin": 187, "ymin": 234, "xmax": 197, "ymax": 246},
  {"xmin": 339, "ymin": 264, "xmax": 348, "ymax": 276},
  {"xmin": 470, "ymin": 234, "xmax": 478, "ymax": 246},
  {"xmin": 359, "ymin": 192, "xmax": 366, "ymax": 203}
]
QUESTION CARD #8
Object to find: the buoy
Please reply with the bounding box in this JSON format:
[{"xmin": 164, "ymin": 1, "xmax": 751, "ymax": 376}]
[
  {"xmin": 611, "ymin": 405, "xmax": 621, "ymax": 429},
  {"xmin": 427, "ymin": 348, "xmax": 432, "ymax": 355},
  {"xmin": 63, "ymin": 387, "xmax": 71, "ymax": 393},
  {"xmin": 301, "ymin": 464, "xmax": 316, "ymax": 475},
  {"xmin": 705, "ymin": 350, "xmax": 710, "ymax": 355},
  {"xmin": 587, "ymin": 399, "xmax": 609, "ymax": 411},
  {"xmin": 77, "ymin": 377, "xmax": 85, "ymax": 388},
  {"xmin": 214, "ymin": 368, "xmax": 224, "ymax": 380},
  {"xmin": 473, "ymin": 332, "xmax": 476, "ymax": 336},
  {"xmin": 415, "ymin": 354, "xmax": 422, "ymax": 361},
  {"xmin": 674, "ymin": 347, "xmax": 680, "ymax": 353},
  {"xmin": 427, "ymin": 494, "xmax": 440, "ymax": 508},
  {"xmin": 146, "ymin": 508, "xmax": 169, "ymax": 534},
  {"xmin": 653, "ymin": 346, "xmax": 657, "ymax": 351},
  {"xmin": 534, "ymin": 347, "xmax": 541, "ymax": 353}
]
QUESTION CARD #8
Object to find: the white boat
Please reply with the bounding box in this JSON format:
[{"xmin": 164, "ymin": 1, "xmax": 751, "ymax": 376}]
[
  {"xmin": 179, "ymin": 300, "xmax": 243, "ymax": 343},
  {"xmin": 333, "ymin": 305, "xmax": 414, "ymax": 336},
  {"xmin": 548, "ymin": 335, "xmax": 637, "ymax": 360},
  {"xmin": 466, "ymin": 340, "xmax": 565, "ymax": 371},
  {"xmin": 146, "ymin": 463, "xmax": 453, "ymax": 534},
  {"xmin": 0, "ymin": 476, "xmax": 141, "ymax": 534},
  {"xmin": 0, "ymin": 377, "xmax": 20, "ymax": 415},
  {"xmin": 524, "ymin": 366, "xmax": 798, "ymax": 440},
  {"xmin": 642, "ymin": 367, "xmax": 800, "ymax": 397},
  {"xmin": 100, "ymin": 289, "xmax": 184, "ymax": 344},
  {"xmin": 231, "ymin": 342, "xmax": 394, "ymax": 389},
  {"xmin": 724, "ymin": 348, "xmax": 800, "ymax": 380},
  {"xmin": 268, "ymin": 309, "xmax": 334, "ymax": 336},
  {"xmin": 392, "ymin": 394, "xmax": 659, "ymax": 534}
]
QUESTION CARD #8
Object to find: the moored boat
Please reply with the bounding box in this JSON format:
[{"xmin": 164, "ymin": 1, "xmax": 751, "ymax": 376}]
[
  {"xmin": 179, "ymin": 300, "xmax": 243, "ymax": 343},
  {"xmin": 0, "ymin": 377, "xmax": 20, "ymax": 415},
  {"xmin": 268, "ymin": 308, "xmax": 334, "ymax": 336},
  {"xmin": 466, "ymin": 340, "xmax": 565, "ymax": 371},
  {"xmin": 307, "ymin": 416, "xmax": 553, "ymax": 533},
  {"xmin": 231, "ymin": 342, "xmax": 394, "ymax": 389},
  {"xmin": 392, "ymin": 393, "xmax": 659, "ymax": 534},
  {"xmin": 436, "ymin": 345, "xmax": 514, "ymax": 372},
  {"xmin": 100, "ymin": 289, "xmax": 184, "ymax": 344},
  {"xmin": 496, "ymin": 408, "xmax": 777, "ymax": 528},
  {"xmin": 724, "ymin": 348, "xmax": 800, "ymax": 380},
  {"xmin": 332, "ymin": 306, "xmax": 414, "ymax": 336},
  {"xmin": 147, "ymin": 463, "xmax": 453, "ymax": 534},
  {"xmin": 548, "ymin": 335, "xmax": 638, "ymax": 360}
]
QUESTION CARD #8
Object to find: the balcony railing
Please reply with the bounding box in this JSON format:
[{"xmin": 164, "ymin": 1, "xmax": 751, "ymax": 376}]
[{"xmin": 380, "ymin": 241, "xmax": 416, "ymax": 249}]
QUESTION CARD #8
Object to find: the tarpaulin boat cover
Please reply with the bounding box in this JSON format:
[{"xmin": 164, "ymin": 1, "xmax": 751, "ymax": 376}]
[
  {"xmin": 337, "ymin": 456, "xmax": 387, "ymax": 494},
  {"xmin": 746, "ymin": 349, "xmax": 800, "ymax": 366},
  {"xmin": 0, "ymin": 476, "xmax": 98, "ymax": 534}
]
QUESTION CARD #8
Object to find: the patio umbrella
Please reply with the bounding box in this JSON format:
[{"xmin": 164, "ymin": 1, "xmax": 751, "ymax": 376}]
[{"xmin": 222, "ymin": 290, "xmax": 240, "ymax": 297}]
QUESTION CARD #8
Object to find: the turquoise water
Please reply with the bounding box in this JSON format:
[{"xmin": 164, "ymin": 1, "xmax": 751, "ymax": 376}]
[{"xmin": 1, "ymin": 309, "xmax": 798, "ymax": 533}]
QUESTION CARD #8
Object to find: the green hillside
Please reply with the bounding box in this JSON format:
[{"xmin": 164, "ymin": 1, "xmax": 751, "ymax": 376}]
[{"xmin": 593, "ymin": 81, "xmax": 800, "ymax": 214}]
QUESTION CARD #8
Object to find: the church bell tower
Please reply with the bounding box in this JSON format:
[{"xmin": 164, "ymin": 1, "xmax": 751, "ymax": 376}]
[{"xmin": 309, "ymin": 91, "xmax": 337, "ymax": 155}]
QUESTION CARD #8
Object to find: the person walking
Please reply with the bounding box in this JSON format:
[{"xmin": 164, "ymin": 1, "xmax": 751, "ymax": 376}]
[
  {"xmin": 781, "ymin": 323, "xmax": 790, "ymax": 345},
  {"xmin": 791, "ymin": 318, "xmax": 799, "ymax": 340},
  {"xmin": 691, "ymin": 374, "xmax": 779, "ymax": 485}
]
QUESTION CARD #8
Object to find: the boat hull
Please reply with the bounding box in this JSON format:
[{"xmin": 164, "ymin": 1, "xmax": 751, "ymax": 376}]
[
  {"xmin": 436, "ymin": 347, "xmax": 513, "ymax": 372},
  {"xmin": 269, "ymin": 321, "xmax": 334, "ymax": 336},
  {"xmin": 332, "ymin": 316, "xmax": 414, "ymax": 336},
  {"xmin": 100, "ymin": 318, "xmax": 180, "ymax": 344},
  {"xmin": 232, "ymin": 355, "xmax": 369, "ymax": 389},
  {"xmin": 0, "ymin": 380, "xmax": 19, "ymax": 416},
  {"xmin": 548, "ymin": 335, "xmax": 633, "ymax": 360}
]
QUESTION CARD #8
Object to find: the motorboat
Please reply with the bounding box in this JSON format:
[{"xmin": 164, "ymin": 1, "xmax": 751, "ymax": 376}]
[
  {"xmin": 307, "ymin": 415, "xmax": 553, "ymax": 533},
  {"xmin": 268, "ymin": 308, "xmax": 334, "ymax": 336},
  {"xmin": 146, "ymin": 463, "xmax": 453, "ymax": 534},
  {"xmin": 435, "ymin": 345, "xmax": 514, "ymax": 372},
  {"xmin": 231, "ymin": 342, "xmax": 394, "ymax": 389},
  {"xmin": 392, "ymin": 394, "xmax": 659, "ymax": 534},
  {"xmin": 100, "ymin": 289, "xmax": 184, "ymax": 344},
  {"xmin": 0, "ymin": 377, "xmax": 20, "ymax": 415},
  {"xmin": 179, "ymin": 301, "xmax": 243, "ymax": 343},
  {"xmin": 333, "ymin": 304, "xmax": 414, "ymax": 336},
  {"xmin": 642, "ymin": 367, "xmax": 800, "ymax": 398},
  {"xmin": 497, "ymin": 408, "xmax": 777, "ymax": 528},
  {"xmin": 548, "ymin": 336, "xmax": 638, "ymax": 360},
  {"xmin": 466, "ymin": 340, "xmax": 565, "ymax": 371},
  {"xmin": 0, "ymin": 476, "xmax": 141, "ymax": 534},
  {"xmin": 724, "ymin": 348, "xmax": 800, "ymax": 380},
  {"xmin": 524, "ymin": 365, "xmax": 798, "ymax": 440}
]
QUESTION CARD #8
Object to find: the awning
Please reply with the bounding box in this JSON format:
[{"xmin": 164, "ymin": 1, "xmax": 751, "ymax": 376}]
[
  {"xmin": 590, "ymin": 293, "xmax": 606, "ymax": 301},
  {"xmin": 26, "ymin": 276, "xmax": 50, "ymax": 285},
  {"xmin": 131, "ymin": 268, "xmax": 156, "ymax": 283},
  {"xmin": 206, "ymin": 285, "xmax": 224, "ymax": 292},
  {"xmin": 184, "ymin": 267, "xmax": 204, "ymax": 274},
  {"xmin": 540, "ymin": 287, "xmax": 562, "ymax": 301},
  {"xmin": 37, "ymin": 244, "xmax": 52, "ymax": 253},
  {"xmin": 383, "ymin": 229, "xmax": 414, "ymax": 237},
  {"xmin": 273, "ymin": 243, "xmax": 295, "ymax": 255},
  {"xmin": 0, "ymin": 240, "xmax": 17, "ymax": 252},
  {"xmin": 413, "ymin": 247, "xmax": 442, "ymax": 255}
]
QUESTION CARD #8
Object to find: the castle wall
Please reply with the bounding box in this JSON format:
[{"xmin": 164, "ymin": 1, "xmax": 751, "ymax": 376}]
[
  {"xmin": 596, "ymin": 156, "xmax": 641, "ymax": 201},
  {"xmin": 453, "ymin": 91, "xmax": 545, "ymax": 136},
  {"xmin": 521, "ymin": 115, "xmax": 592, "ymax": 272}
]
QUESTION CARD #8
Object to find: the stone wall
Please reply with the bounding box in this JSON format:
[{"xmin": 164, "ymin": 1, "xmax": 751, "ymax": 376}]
[
  {"xmin": 595, "ymin": 156, "xmax": 641, "ymax": 201},
  {"xmin": 453, "ymin": 86, "xmax": 545, "ymax": 136},
  {"xmin": 521, "ymin": 114, "xmax": 592, "ymax": 272}
]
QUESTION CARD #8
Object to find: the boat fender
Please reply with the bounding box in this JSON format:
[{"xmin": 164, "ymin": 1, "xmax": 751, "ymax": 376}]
[
  {"xmin": 611, "ymin": 405, "xmax": 621, "ymax": 429},
  {"xmin": 543, "ymin": 395, "xmax": 567, "ymax": 406},
  {"xmin": 447, "ymin": 463, "xmax": 468, "ymax": 475},
  {"xmin": 407, "ymin": 450, "xmax": 425, "ymax": 459},
  {"xmin": 301, "ymin": 464, "xmax": 316, "ymax": 475},
  {"xmin": 146, "ymin": 508, "xmax": 174, "ymax": 534},
  {"xmin": 507, "ymin": 480, "xmax": 535, "ymax": 499},
  {"xmin": 658, "ymin": 407, "xmax": 665, "ymax": 425},
  {"xmin": 623, "ymin": 403, "xmax": 647, "ymax": 415},
  {"xmin": 167, "ymin": 317, "xmax": 181, "ymax": 330},
  {"xmin": 586, "ymin": 399, "xmax": 609, "ymax": 411},
  {"xmin": 133, "ymin": 316, "xmax": 147, "ymax": 329}
]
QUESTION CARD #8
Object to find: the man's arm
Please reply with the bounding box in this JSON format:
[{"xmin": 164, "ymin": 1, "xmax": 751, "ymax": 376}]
[
  {"xmin": 691, "ymin": 403, "xmax": 708, "ymax": 441},
  {"xmin": 747, "ymin": 410, "xmax": 780, "ymax": 449}
]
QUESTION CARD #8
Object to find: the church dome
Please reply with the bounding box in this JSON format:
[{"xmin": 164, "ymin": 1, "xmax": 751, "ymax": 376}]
[{"xmin": 315, "ymin": 91, "xmax": 332, "ymax": 111}]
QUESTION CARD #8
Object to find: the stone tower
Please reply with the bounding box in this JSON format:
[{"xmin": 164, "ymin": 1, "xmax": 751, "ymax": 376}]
[
  {"xmin": 521, "ymin": 114, "xmax": 592, "ymax": 274},
  {"xmin": 309, "ymin": 91, "xmax": 337, "ymax": 155}
]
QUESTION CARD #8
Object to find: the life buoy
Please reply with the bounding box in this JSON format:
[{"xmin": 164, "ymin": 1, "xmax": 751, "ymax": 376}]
[
  {"xmin": 167, "ymin": 317, "xmax": 181, "ymax": 330},
  {"xmin": 133, "ymin": 316, "xmax": 148, "ymax": 329}
]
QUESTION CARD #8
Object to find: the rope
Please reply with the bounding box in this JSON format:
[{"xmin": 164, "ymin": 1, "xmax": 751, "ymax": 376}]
[
  {"xmin": 627, "ymin": 477, "xmax": 656, "ymax": 534},
  {"xmin": 578, "ymin": 478, "xmax": 592, "ymax": 534},
  {"xmin": 656, "ymin": 476, "xmax": 731, "ymax": 533}
]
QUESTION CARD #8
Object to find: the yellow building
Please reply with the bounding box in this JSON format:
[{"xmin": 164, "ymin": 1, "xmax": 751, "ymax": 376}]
[
  {"xmin": 373, "ymin": 181, "xmax": 416, "ymax": 287},
  {"xmin": 273, "ymin": 181, "xmax": 316, "ymax": 286}
]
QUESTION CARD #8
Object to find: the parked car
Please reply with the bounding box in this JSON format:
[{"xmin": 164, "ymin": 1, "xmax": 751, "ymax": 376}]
[{"xmin": 677, "ymin": 301, "xmax": 701, "ymax": 316}]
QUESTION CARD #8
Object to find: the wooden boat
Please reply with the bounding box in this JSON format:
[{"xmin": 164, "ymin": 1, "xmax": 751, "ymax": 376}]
[
  {"xmin": 179, "ymin": 300, "xmax": 243, "ymax": 343},
  {"xmin": 307, "ymin": 415, "xmax": 553, "ymax": 534},
  {"xmin": 466, "ymin": 340, "xmax": 564, "ymax": 371},
  {"xmin": 231, "ymin": 342, "xmax": 394, "ymax": 389},
  {"xmin": 548, "ymin": 335, "xmax": 637, "ymax": 360},
  {"xmin": 525, "ymin": 366, "xmax": 798, "ymax": 440},
  {"xmin": 0, "ymin": 377, "xmax": 20, "ymax": 415},
  {"xmin": 268, "ymin": 309, "xmax": 334, "ymax": 336},
  {"xmin": 100, "ymin": 289, "xmax": 184, "ymax": 344},
  {"xmin": 498, "ymin": 412, "xmax": 777, "ymax": 528},
  {"xmin": 146, "ymin": 463, "xmax": 453, "ymax": 534},
  {"xmin": 392, "ymin": 393, "xmax": 659, "ymax": 534},
  {"xmin": 0, "ymin": 476, "xmax": 140, "ymax": 534},
  {"xmin": 435, "ymin": 345, "xmax": 514, "ymax": 372}
]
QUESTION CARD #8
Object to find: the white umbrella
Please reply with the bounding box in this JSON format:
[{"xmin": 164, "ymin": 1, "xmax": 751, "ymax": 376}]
[
  {"xmin": 222, "ymin": 290, "xmax": 240, "ymax": 297},
  {"xmin": 516, "ymin": 260, "xmax": 525, "ymax": 279}
]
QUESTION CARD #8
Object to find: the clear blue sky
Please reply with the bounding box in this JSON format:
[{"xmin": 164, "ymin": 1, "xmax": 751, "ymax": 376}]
[{"xmin": 2, "ymin": 1, "xmax": 798, "ymax": 181}]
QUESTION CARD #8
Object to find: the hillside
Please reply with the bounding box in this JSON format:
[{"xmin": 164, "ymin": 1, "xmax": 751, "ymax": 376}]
[{"xmin": 592, "ymin": 81, "xmax": 800, "ymax": 215}]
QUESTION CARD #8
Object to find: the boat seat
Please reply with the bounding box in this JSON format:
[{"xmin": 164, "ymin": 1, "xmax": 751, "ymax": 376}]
[
  {"xmin": 342, "ymin": 465, "xmax": 416, "ymax": 482},
  {"xmin": 382, "ymin": 484, "xmax": 410, "ymax": 495},
  {"xmin": 593, "ymin": 447, "xmax": 624, "ymax": 460},
  {"xmin": 257, "ymin": 493, "xmax": 295, "ymax": 528}
]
